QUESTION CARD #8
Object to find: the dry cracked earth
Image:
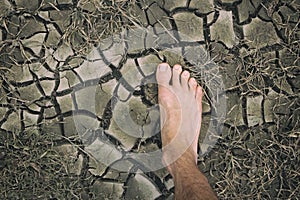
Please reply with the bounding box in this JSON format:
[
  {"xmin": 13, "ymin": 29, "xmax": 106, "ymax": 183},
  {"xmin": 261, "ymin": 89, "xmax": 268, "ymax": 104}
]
[{"xmin": 0, "ymin": 0, "xmax": 299, "ymax": 199}]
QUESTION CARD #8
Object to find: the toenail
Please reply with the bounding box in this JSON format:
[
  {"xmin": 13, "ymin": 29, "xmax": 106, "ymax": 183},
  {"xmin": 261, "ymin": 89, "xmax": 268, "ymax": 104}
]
[
  {"xmin": 159, "ymin": 63, "xmax": 168, "ymax": 71},
  {"xmin": 182, "ymin": 71, "xmax": 189, "ymax": 76},
  {"xmin": 190, "ymin": 78, "xmax": 197, "ymax": 84},
  {"xmin": 174, "ymin": 65, "xmax": 181, "ymax": 70}
]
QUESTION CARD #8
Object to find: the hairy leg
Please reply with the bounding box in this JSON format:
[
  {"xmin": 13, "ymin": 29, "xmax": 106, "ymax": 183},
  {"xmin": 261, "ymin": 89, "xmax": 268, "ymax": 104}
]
[{"xmin": 156, "ymin": 63, "xmax": 217, "ymax": 200}]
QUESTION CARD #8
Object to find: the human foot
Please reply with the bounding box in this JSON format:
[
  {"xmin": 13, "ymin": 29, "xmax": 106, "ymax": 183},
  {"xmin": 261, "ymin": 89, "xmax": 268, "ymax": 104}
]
[{"xmin": 156, "ymin": 63, "xmax": 203, "ymax": 172}]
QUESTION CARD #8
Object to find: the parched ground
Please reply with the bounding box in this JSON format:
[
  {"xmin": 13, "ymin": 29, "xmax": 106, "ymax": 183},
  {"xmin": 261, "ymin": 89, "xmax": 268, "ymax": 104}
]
[{"xmin": 0, "ymin": 0, "xmax": 299, "ymax": 199}]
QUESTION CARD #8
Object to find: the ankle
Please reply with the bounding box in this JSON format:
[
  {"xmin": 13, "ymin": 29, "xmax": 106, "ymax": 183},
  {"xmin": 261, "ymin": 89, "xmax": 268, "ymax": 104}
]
[{"xmin": 164, "ymin": 149, "xmax": 198, "ymax": 177}]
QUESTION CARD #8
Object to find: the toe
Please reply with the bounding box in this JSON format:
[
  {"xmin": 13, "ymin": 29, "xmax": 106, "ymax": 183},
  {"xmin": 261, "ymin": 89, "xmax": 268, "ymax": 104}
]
[
  {"xmin": 181, "ymin": 70, "xmax": 190, "ymax": 90},
  {"xmin": 196, "ymin": 86, "xmax": 203, "ymax": 118},
  {"xmin": 172, "ymin": 64, "xmax": 182, "ymax": 87},
  {"xmin": 196, "ymin": 86, "xmax": 203, "ymax": 104},
  {"xmin": 156, "ymin": 63, "xmax": 172, "ymax": 87},
  {"xmin": 188, "ymin": 77, "xmax": 198, "ymax": 93}
]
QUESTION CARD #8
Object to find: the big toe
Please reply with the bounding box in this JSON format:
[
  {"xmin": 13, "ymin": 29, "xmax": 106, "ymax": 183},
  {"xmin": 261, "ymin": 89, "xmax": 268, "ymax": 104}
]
[{"xmin": 156, "ymin": 63, "xmax": 172, "ymax": 86}]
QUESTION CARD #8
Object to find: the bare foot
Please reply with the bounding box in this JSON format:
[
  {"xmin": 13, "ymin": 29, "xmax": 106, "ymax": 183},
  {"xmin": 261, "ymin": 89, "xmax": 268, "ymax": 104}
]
[{"xmin": 156, "ymin": 63, "xmax": 203, "ymax": 174}]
